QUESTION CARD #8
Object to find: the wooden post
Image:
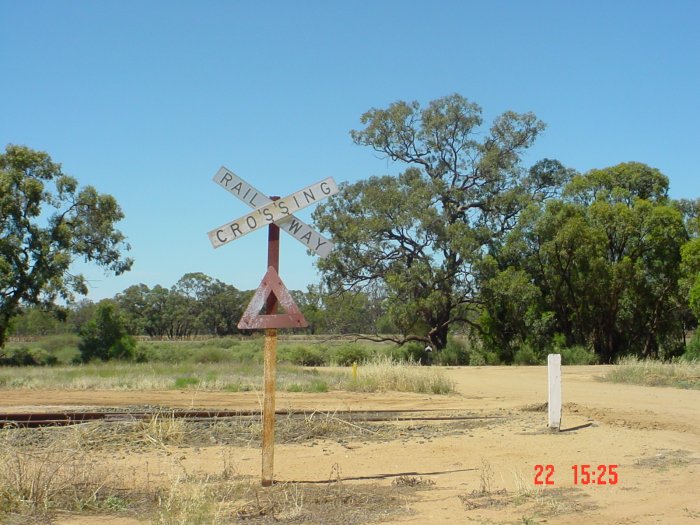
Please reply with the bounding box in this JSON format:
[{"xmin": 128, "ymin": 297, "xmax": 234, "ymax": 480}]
[
  {"xmin": 548, "ymin": 353, "xmax": 562, "ymax": 431},
  {"xmin": 262, "ymin": 327, "xmax": 277, "ymax": 486},
  {"xmin": 262, "ymin": 198, "xmax": 280, "ymax": 487}
]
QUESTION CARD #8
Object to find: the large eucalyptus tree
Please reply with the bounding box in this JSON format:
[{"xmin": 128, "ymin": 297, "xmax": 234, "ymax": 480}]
[{"xmin": 314, "ymin": 95, "xmax": 564, "ymax": 349}]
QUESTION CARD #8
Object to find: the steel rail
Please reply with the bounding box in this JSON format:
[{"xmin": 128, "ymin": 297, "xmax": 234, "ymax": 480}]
[{"xmin": 0, "ymin": 409, "xmax": 505, "ymax": 428}]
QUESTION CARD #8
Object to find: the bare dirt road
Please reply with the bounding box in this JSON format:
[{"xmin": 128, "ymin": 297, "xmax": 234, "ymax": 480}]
[{"xmin": 2, "ymin": 365, "xmax": 698, "ymax": 524}]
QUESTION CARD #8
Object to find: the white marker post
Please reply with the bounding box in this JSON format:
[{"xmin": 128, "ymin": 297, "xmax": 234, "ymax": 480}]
[{"xmin": 548, "ymin": 353, "xmax": 562, "ymax": 431}]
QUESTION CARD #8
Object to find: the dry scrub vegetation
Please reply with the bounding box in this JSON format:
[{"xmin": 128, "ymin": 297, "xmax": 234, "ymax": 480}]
[
  {"xmin": 0, "ymin": 358, "xmax": 455, "ymax": 395},
  {"xmin": 458, "ymin": 458, "xmax": 596, "ymax": 523},
  {"xmin": 603, "ymin": 357, "xmax": 700, "ymax": 389},
  {"xmin": 0, "ymin": 415, "xmax": 430, "ymax": 524}
]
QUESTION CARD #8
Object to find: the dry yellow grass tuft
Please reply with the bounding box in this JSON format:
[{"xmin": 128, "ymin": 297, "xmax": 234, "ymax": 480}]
[
  {"xmin": 604, "ymin": 357, "xmax": 700, "ymax": 389},
  {"xmin": 347, "ymin": 357, "xmax": 456, "ymax": 394}
]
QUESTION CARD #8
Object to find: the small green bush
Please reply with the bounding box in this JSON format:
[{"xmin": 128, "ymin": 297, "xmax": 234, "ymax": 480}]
[
  {"xmin": 0, "ymin": 346, "xmax": 58, "ymax": 366},
  {"xmin": 137, "ymin": 343, "xmax": 181, "ymax": 363},
  {"xmin": 173, "ymin": 376, "xmax": 200, "ymax": 389},
  {"xmin": 559, "ymin": 345, "xmax": 598, "ymax": 365},
  {"xmin": 109, "ymin": 336, "xmax": 137, "ymax": 361},
  {"xmin": 28, "ymin": 347, "xmax": 58, "ymax": 366},
  {"xmin": 682, "ymin": 332, "xmax": 700, "ymax": 361},
  {"xmin": 192, "ymin": 347, "xmax": 235, "ymax": 364},
  {"xmin": 391, "ymin": 342, "xmax": 427, "ymax": 363},
  {"xmin": 331, "ymin": 344, "xmax": 371, "ymax": 366},
  {"xmin": 434, "ymin": 337, "xmax": 470, "ymax": 366},
  {"xmin": 513, "ymin": 344, "xmax": 544, "ymax": 365},
  {"xmin": 284, "ymin": 346, "xmax": 327, "ymax": 366},
  {"xmin": 459, "ymin": 339, "xmax": 501, "ymax": 366},
  {"xmin": 467, "ymin": 351, "xmax": 487, "ymax": 366},
  {"xmin": 79, "ymin": 303, "xmax": 136, "ymax": 362},
  {"xmin": 39, "ymin": 333, "xmax": 81, "ymax": 354}
]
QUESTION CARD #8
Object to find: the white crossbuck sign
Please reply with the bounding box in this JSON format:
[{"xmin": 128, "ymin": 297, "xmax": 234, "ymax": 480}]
[{"xmin": 208, "ymin": 167, "xmax": 338, "ymax": 257}]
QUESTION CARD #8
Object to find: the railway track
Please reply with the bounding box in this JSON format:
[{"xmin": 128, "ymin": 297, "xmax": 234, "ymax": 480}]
[{"xmin": 0, "ymin": 409, "xmax": 505, "ymax": 428}]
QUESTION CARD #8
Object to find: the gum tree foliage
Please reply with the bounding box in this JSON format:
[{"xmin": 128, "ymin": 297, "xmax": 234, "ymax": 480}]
[
  {"xmin": 481, "ymin": 163, "xmax": 691, "ymax": 362},
  {"xmin": 0, "ymin": 145, "xmax": 132, "ymax": 347},
  {"xmin": 313, "ymin": 94, "xmax": 564, "ymax": 349},
  {"xmin": 171, "ymin": 272, "xmax": 248, "ymax": 338},
  {"xmin": 115, "ymin": 273, "xmax": 248, "ymax": 338},
  {"xmin": 5, "ymin": 305, "xmax": 68, "ymax": 337},
  {"xmin": 677, "ymin": 198, "xmax": 700, "ymax": 322},
  {"xmin": 295, "ymin": 284, "xmax": 390, "ymax": 334},
  {"xmin": 681, "ymin": 237, "xmax": 700, "ymax": 321}
]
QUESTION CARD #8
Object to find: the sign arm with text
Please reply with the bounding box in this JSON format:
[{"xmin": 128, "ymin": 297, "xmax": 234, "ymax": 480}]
[{"xmin": 208, "ymin": 167, "xmax": 337, "ymax": 257}]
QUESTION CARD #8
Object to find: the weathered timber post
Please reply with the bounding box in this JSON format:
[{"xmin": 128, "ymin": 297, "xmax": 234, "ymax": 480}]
[{"xmin": 262, "ymin": 198, "xmax": 280, "ymax": 487}]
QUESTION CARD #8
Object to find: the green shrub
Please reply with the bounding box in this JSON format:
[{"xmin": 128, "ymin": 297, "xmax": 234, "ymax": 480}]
[
  {"xmin": 39, "ymin": 333, "xmax": 81, "ymax": 354},
  {"xmin": 109, "ymin": 336, "xmax": 136, "ymax": 361},
  {"xmin": 284, "ymin": 346, "xmax": 327, "ymax": 366},
  {"xmin": 513, "ymin": 343, "xmax": 544, "ymax": 365},
  {"xmin": 434, "ymin": 337, "xmax": 470, "ymax": 366},
  {"xmin": 467, "ymin": 346, "xmax": 501, "ymax": 366},
  {"xmin": 385, "ymin": 342, "xmax": 426, "ymax": 363},
  {"xmin": 78, "ymin": 303, "xmax": 136, "ymax": 362},
  {"xmin": 173, "ymin": 376, "xmax": 200, "ymax": 389},
  {"xmin": 467, "ymin": 351, "xmax": 486, "ymax": 366},
  {"xmin": 559, "ymin": 345, "xmax": 598, "ymax": 365},
  {"xmin": 331, "ymin": 344, "xmax": 371, "ymax": 366},
  {"xmin": 192, "ymin": 347, "xmax": 235, "ymax": 364},
  {"xmin": 0, "ymin": 346, "xmax": 57, "ymax": 366},
  {"xmin": 28, "ymin": 347, "xmax": 58, "ymax": 366},
  {"xmin": 683, "ymin": 332, "xmax": 700, "ymax": 361},
  {"xmin": 133, "ymin": 346, "xmax": 149, "ymax": 363},
  {"xmin": 137, "ymin": 343, "xmax": 181, "ymax": 363}
]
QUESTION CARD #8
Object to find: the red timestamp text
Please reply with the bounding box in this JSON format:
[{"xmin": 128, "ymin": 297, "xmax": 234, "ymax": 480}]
[{"xmin": 534, "ymin": 464, "xmax": 619, "ymax": 485}]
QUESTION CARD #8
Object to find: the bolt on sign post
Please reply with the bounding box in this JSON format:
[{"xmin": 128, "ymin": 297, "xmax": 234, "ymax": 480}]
[
  {"xmin": 548, "ymin": 354, "xmax": 562, "ymax": 431},
  {"xmin": 208, "ymin": 167, "xmax": 338, "ymax": 486}
]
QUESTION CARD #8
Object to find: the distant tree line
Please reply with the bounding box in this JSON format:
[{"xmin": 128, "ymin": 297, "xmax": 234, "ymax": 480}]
[{"xmin": 7, "ymin": 272, "xmax": 394, "ymax": 342}]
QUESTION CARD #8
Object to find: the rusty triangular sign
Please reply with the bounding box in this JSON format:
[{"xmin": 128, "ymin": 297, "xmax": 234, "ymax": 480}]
[{"xmin": 238, "ymin": 266, "xmax": 308, "ymax": 329}]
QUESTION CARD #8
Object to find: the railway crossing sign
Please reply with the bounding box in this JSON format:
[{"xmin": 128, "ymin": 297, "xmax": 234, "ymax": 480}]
[
  {"xmin": 208, "ymin": 166, "xmax": 337, "ymax": 256},
  {"xmin": 238, "ymin": 266, "xmax": 308, "ymax": 329},
  {"xmin": 207, "ymin": 166, "xmax": 338, "ymax": 487}
]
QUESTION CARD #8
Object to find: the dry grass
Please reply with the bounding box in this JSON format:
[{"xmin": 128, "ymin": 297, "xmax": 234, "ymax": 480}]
[
  {"xmin": 458, "ymin": 460, "xmax": 595, "ymax": 519},
  {"xmin": 1, "ymin": 410, "xmax": 403, "ymax": 453},
  {"xmin": 0, "ymin": 362, "xmax": 345, "ymax": 392},
  {"xmin": 0, "ymin": 424, "xmax": 419, "ymax": 525},
  {"xmin": 603, "ymin": 357, "xmax": 700, "ymax": 389},
  {"xmin": 0, "ymin": 404, "xmax": 466, "ymax": 523},
  {"xmin": 633, "ymin": 448, "xmax": 698, "ymax": 471},
  {"xmin": 2, "ymin": 413, "xmax": 189, "ymax": 453},
  {"xmin": 348, "ymin": 357, "xmax": 455, "ymax": 394},
  {"xmin": 0, "ymin": 359, "xmax": 455, "ymax": 395},
  {"xmin": 231, "ymin": 480, "xmax": 413, "ymax": 524},
  {"xmin": 0, "ymin": 437, "xmax": 142, "ymax": 518}
]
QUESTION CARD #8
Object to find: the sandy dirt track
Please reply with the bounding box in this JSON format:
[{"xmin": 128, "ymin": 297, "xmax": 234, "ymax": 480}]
[{"xmin": 2, "ymin": 365, "xmax": 699, "ymax": 524}]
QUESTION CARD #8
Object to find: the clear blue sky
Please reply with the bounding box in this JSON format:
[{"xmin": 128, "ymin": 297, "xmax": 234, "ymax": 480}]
[{"xmin": 2, "ymin": 1, "xmax": 699, "ymax": 301}]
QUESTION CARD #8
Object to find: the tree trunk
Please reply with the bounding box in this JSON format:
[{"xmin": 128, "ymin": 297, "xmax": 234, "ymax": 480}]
[{"xmin": 428, "ymin": 323, "xmax": 449, "ymax": 351}]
